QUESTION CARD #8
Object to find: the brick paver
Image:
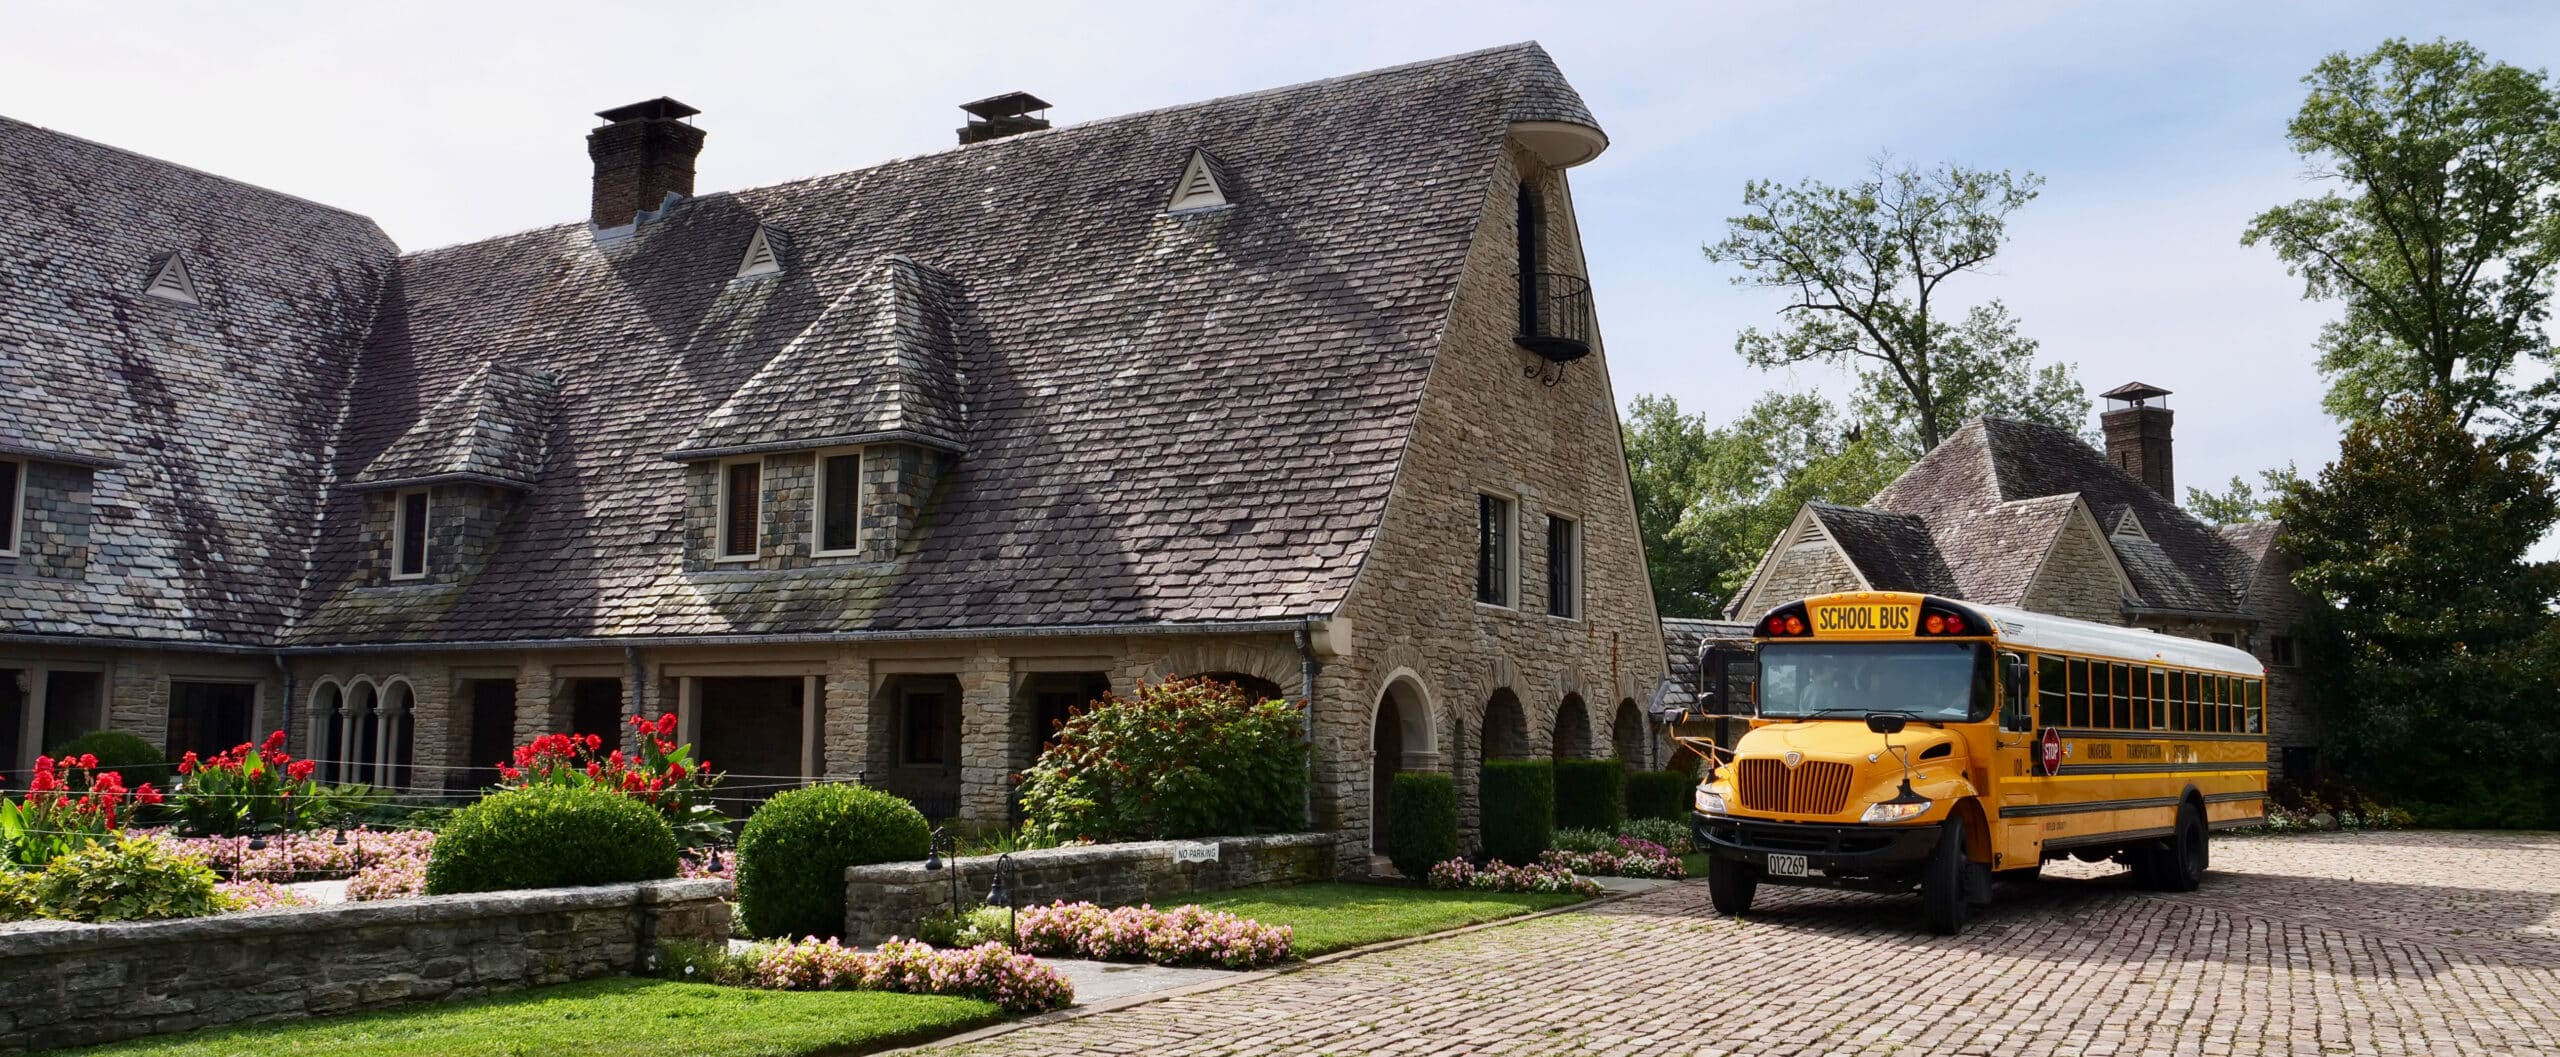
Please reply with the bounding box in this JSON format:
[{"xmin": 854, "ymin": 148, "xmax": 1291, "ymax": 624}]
[{"xmin": 928, "ymin": 831, "xmax": 2560, "ymax": 1056}]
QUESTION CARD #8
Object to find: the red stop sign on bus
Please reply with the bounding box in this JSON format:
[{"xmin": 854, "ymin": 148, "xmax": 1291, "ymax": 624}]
[{"xmin": 2039, "ymin": 726, "xmax": 2065, "ymax": 776}]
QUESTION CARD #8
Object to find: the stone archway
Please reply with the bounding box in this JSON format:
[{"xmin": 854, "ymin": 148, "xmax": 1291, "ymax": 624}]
[
  {"xmin": 1551, "ymin": 694, "xmax": 1591, "ymax": 761},
  {"xmin": 1196, "ymin": 671, "xmax": 1287, "ymax": 704},
  {"xmin": 1370, "ymin": 673, "xmax": 1439, "ymax": 855},
  {"xmin": 1480, "ymin": 688, "xmax": 1527, "ymax": 762},
  {"xmin": 1612, "ymin": 698, "xmax": 1647, "ymax": 767}
]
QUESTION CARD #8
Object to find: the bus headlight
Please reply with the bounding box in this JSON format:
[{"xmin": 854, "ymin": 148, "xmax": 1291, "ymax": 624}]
[
  {"xmin": 1695, "ymin": 787, "xmax": 1728, "ymax": 815},
  {"xmin": 1859, "ymin": 798, "xmax": 1932, "ymax": 823}
]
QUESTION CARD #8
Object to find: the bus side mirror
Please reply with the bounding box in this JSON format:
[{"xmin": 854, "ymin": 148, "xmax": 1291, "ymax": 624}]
[{"xmin": 2004, "ymin": 657, "xmax": 2029, "ymax": 688}]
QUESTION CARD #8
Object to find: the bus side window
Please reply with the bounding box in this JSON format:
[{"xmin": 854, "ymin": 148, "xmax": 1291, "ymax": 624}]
[
  {"xmin": 2127, "ymin": 665, "xmax": 2150, "ymax": 731},
  {"xmin": 2037, "ymin": 655, "xmax": 2066, "ymax": 729},
  {"xmin": 2166, "ymin": 670, "xmax": 2185, "ymax": 732},
  {"xmin": 2109, "ymin": 664, "xmax": 2131, "ymax": 729},
  {"xmin": 2219, "ymin": 676, "xmax": 2236, "ymax": 733},
  {"xmin": 2151, "ymin": 669, "xmax": 2168, "ymax": 730},
  {"xmin": 2066, "ymin": 658, "xmax": 2091, "ymax": 728},
  {"xmin": 1999, "ymin": 652, "xmax": 2032, "ymax": 732},
  {"xmin": 2246, "ymin": 680, "xmax": 2263, "ymax": 734},
  {"xmin": 2187, "ymin": 671, "xmax": 2204, "ymax": 731}
]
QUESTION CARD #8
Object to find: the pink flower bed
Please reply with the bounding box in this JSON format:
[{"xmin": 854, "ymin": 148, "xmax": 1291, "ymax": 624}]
[
  {"xmin": 154, "ymin": 829, "xmax": 437, "ymax": 883},
  {"xmin": 1539, "ymin": 837, "xmax": 1685, "ymax": 880},
  {"xmin": 748, "ymin": 937, "xmax": 1073, "ymax": 1013},
  {"xmin": 678, "ymin": 847, "xmax": 735, "ymax": 881},
  {"xmin": 1426, "ymin": 858, "xmax": 1603, "ymax": 896},
  {"xmin": 1012, "ymin": 901, "xmax": 1293, "ymax": 969},
  {"xmin": 214, "ymin": 878, "xmax": 311, "ymax": 911}
]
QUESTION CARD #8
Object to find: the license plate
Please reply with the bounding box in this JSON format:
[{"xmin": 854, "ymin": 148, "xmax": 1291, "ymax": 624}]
[{"xmin": 1767, "ymin": 853, "xmax": 1810, "ymax": 878}]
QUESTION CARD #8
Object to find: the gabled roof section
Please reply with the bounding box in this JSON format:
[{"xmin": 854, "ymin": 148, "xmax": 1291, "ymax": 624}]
[
  {"xmin": 1166, "ymin": 149, "xmax": 1231, "ymax": 212},
  {"xmin": 671, "ymin": 255, "xmax": 969, "ymax": 459},
  {"xmin": 1807, "ymin": 503, "xmax": 1960, "ymax": 597},
  {"xmin": 144, "ymin": 250, "xmax": 200, "ymax": 303},
  {"xmin": 356, "ymin": 363, "xmax": 560, "ymax": 492}
]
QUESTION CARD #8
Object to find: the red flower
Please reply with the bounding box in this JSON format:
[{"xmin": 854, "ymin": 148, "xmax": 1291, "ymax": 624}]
[
  {"xmin": 585, "ymin": 733, "xmax": 603, "ymax": 752},
  {"xmin": 177, "ymin": 752, "xmax": 199, "ymax": 775},
  {"xmin": 656, "ymin": 713, "xmax": 678, "ymax": 737},
  {"xmin": 263, "ymin": 729, "xmax": 288, "ymax": 755},
  {"xmin": 668, "ymin": 762, "xmax": 687, "ymax": 781},
  {"xmin": 78, "ymin": 753, "xmax": 99, "ymax": 769},
  {"xmin": 288, "ymin": 759, "xmax": 317, "ymax": 782},
  {"xmin": 135, "ymin": 784, "xmax": 165, "ymax": 806}
]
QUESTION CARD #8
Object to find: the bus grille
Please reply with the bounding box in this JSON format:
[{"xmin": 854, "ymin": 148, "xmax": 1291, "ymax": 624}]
[{"xmin": 1737, "ymin": 758, "xmax": 1854, "ymax": 815}]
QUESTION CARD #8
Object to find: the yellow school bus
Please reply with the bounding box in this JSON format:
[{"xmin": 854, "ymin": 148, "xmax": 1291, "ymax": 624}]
[{"xmin": 1689, "ymin": 591, "xmax": 2266, "ymax": 934}]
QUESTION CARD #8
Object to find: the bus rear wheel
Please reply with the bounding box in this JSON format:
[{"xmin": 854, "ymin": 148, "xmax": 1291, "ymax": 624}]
[
  {"xmin": 1921, "ymin": 815, "xmax": 1971, "ymax": 936},
  {"xmin": 2132, "ymin": 803, "xmax": 2209, "ymax": 892},
  {"xmin": 1706, "ymin": 855, "xmax": 1758, "ymax": 915}
]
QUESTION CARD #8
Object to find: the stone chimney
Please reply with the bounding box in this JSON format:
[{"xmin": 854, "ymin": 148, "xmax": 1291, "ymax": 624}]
[
  {"xmin": 2100, "ymin": 381, "xmax": 2175, "ymax": 497},
  {"xmin": 956, "ymin": 92, "xmax": 1052, "ymax": 145},
  {"xmin": 588, "ymin": 97, "xmax": 705, "ymax": 229}
]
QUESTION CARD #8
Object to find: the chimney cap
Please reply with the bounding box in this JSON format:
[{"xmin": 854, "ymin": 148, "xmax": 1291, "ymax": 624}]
[
  {"xmin": 596, "ymin": 97, "xmax": 701, "ymax": 124},
  {"xmin": 2100, "ymin": 381, "xmax": 2172, "ymax": 405},
  {"xmin": 960, "ymin": 92, "xmax": 1052, "ymax": 120}
]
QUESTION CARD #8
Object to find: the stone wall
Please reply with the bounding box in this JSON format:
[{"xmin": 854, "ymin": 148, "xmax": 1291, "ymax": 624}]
[
  {"xmin": 0, "ymin": 879, "xmax": 729, "ymax": 1054},
  {"xmin": 840, "ymin": 832, "xmax": 1335, "ymax": 945},
  {"xmin": 2021, "ymin": 507, "xmax": 2131, "ymax": 625}
]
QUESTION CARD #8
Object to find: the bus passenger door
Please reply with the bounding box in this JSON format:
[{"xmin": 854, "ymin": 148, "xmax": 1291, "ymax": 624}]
[{"xmin": 1990, "ymin": 651, "xmax": 2045, "ymax": 870}]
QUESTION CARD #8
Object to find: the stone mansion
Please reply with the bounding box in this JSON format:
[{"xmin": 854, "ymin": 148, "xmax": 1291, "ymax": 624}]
[{"xmin": 0, "ymin": 44, "xmax": 1668, "ymax": 872}]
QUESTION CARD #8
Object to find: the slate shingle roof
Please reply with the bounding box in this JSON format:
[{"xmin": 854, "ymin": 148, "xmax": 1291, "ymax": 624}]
[
  {"xmin": 672, "ymin": 256, "xmax": 970, "ymax": 457},
  {"xmin": 1733, "ymin": 416, "xmax": 2261, "ymax": 619},
  {"xmin": 357, "ymin": 362, "xmax": 559, "ymax": 490},
  {"xmin": 0, "ymin": 117, "xmax": 394, "ymax": 643},
  {"xmin": 1, "ymin": 42, "xmax": 1604, "ymax": 647},
  {"xmin": 1661, "ymin": 616, "xmax": 1752, "ymax": 708}
]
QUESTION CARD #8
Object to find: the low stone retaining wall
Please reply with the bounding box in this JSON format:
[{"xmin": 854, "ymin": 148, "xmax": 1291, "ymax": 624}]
[
  {"xmin": 0, "ymin": 878, "xmax": 730, "ymax": 1053},
  {"xmin": 844, "ymin": 832, "xmax": 1336, "ymax": 945}
]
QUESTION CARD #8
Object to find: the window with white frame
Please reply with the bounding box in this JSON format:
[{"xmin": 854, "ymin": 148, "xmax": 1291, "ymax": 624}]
[
  {"xmin": 1476, "ymin": 493, "xmax": 1514, "ymax": 607},
  {"xmin": 813, "ymin": 449, "xmax": 863, "ymax": 556},
  {"xmin": 391, "ymin": 488, "xmax": 428, "ymax": 579},
  {"xmin": 719, "ymin": 458, "xmax": 763, "ymax": 560},
  {"xmin": 1545, "ymin": 513, "xmax": 1580, "ymax": 619},
  {"xmin": 0, "ymin": 458, "xmax": 21, "ymax": 557}
]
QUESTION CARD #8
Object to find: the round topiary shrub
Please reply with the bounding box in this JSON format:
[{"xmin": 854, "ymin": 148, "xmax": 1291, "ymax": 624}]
[
  {"xmin": 736, "ymin": 784, "xmax": 931, "ymax": 940},
  {"xmin": 1624, "ymin": 769, "xmax": 1694, "ymax": 822},
  {"xmin": 49, "ymin": 730, "xmax": 172, "ymax": 789},
  {"xmin": 1553, "ymin": 758, "xmax": 1625, "ymax": 832},
  {"xmin": 1385, "ymin": 771, "xmax": 1459, "ymax": 880},
  {"xmin": 1479, "ymin": 759, "xmax": 1555, "ymax": 866},
  {"xmin": 424, "ymin": 785, "xmax": 678, "ymax": 896}
]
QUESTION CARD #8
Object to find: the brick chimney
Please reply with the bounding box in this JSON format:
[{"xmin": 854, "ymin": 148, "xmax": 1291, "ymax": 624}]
[
  {"xmin": 2100, "ymin": 381, "xmax": 2175, "ymax": 497},
  {"xmin": 588, "ymin": 97, "xmax": 705, "ymax": 229},
  {"xmin": 957, "ymin": 92, "xmax": 1052, "ymax": 145}
]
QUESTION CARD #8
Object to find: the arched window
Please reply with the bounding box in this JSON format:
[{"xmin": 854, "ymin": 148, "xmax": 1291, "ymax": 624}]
[
  {"xmin": 309, "ymin": 683, "xmax": 346, "ymax": 783},
  {"xmin": 349, "ymin": 683, "xmax": 382, "ymax": 788},
  {"xmin": 1481, "ymin": 689, "xmax": 1527, "ymax": 762},
  {"xmin": 1551, "ymin": 694, "xmax": 1591, "ymax": 761},
  {"xmin": 379, "ymin": 681, "xmax": 416, "ymax": 792}
]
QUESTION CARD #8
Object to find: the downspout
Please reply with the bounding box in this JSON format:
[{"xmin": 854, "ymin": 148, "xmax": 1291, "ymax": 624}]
[
  {"xmin": 1295, "ymin": 618, "xmax": 1320, "ymax": 829},
  {"xmin": 274, "ymin": 653, "xmax": 295, "ymax": 746}
]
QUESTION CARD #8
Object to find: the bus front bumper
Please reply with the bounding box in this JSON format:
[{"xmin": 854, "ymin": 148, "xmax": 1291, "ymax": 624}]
[{"xmin": 1695, "ymin": 813, "xmax": 1941, "ymax": 885}]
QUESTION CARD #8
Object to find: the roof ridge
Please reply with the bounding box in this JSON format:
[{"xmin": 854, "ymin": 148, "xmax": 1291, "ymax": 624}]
[{"xmin": 0, "ymin": 114, "xmax": 393, "ymax": 241}]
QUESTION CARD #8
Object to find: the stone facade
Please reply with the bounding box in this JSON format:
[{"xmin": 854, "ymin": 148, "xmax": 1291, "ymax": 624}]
[
  {"xmin": 840, "ymin": 832, "xmax": 1333, "ymax": 945},
  {"xmin": 0, "ymin": 878, "xmax": 730, "ymax": 1053},
  {"xmin": 2019, "ymin": 509, "xmax": 2130, "ymax": 625}
]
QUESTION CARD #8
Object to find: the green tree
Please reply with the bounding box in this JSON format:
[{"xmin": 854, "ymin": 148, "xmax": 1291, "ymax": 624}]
[
  {"xmin": 1624, "ymin": 393, "xmax": 1909, "ymax": 616},
  {"xmin": 2244, "ymin": 38, "xmax": 2560, "ymax": 456},
  {"xmin": 2274, "ymin": 400, "xmax": 2560, "ymax": 826},
  {"xmin": 1704, "ymin": 157, "xmax": 2091, "ymax": 451},
  {"xmin": 2182, "ymin": 467, "xmax": 2302, "ymax": 526}
]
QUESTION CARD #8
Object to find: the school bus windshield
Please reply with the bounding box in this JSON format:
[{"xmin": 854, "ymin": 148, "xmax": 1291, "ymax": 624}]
[{"xmin": 1756, "ymin": 641, "xmax": 1987, "ymax": 722}]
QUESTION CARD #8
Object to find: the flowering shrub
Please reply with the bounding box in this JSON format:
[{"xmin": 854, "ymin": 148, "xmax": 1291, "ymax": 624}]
[
  {"xmin": 1615, "ymin": 817, "xmax": 1692, "ymax": 853},
  {"xmin": 215, "ymin": 878, "xmax": 312, "ymax": 911},
  {"xmin": 155, "ymin": 827, "xmax": 436, "ymax": 882},
  {"xmin": 1426, "ymin": 857, "xmax": 1602, "ymax": 896},
  {"xmin": 496, "ymin": 715, "xmax": 726, "ymax": 847},
  {"xmin": 745, "ymin": 936, "xmax": 1073, "ymax": 1013},
  {"xmin": 0, "ymin": 754, "xmax": 165, "ymax": 867},
  {"xmin": 170, "ymin": 731, "xmax": 327, "ymax": 836},
  {"xmin": 346, "ymin": 854, "xmax": 428, "ymax": 901},
  {"xmin": 1017, "ymin": 677, "xmax": 1307, "ymax": 844},
  {"xmin": 2261, "ymin": 780, "xmax": 2414, "ymax": 833},
  {"xmin": 1012, "ymin": 900, "xmax": 1293, "ymax": 969},
  {"xmin": 1539, "ymin": 836, "xmax": 1685, "ymax": 879}
]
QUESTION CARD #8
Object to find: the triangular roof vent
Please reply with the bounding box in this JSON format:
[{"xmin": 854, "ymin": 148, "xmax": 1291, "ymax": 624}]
[
  {"xmin": 2108, "ymin": 507, "xmax": 2152, "ymax": 541},
  {"xmin": 735, "ymin": 226, "xmax": 785, "ymax": 280},
  {"xmin": 144, "ymin": 252, "xmax": 200, "ymax": 304},
  {"xmin": 1165, "ymin": 149, "xmax": 1230, "ymax": 213}
]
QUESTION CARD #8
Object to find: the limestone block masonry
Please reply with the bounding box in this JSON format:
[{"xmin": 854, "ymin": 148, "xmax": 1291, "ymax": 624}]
[
  {"xmin": 840, "ymin": 832, "xmax": 1334, "ymax": 945},
  {"xmin": 0, "ymin": 879, "xmax": 730, "ymax": 1053}
]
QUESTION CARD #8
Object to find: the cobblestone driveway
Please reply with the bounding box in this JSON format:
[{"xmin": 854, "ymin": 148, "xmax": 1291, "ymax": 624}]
[{"xmin": 930, "ymin": 831, "xmax": 2560, "ymax": 1056}]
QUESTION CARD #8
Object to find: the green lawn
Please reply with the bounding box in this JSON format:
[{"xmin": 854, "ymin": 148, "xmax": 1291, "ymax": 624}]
[
  {"xmin": 1191, "ymin": 882, "xmax": 1584, "ymax": 957},
  {"xmin": 53, "ymin": 978, "xmax": 1003, "ymax": 1057},
  {"xmin": 1680, "ymin": 852, "xmax": 1714, "ymax": 878}
]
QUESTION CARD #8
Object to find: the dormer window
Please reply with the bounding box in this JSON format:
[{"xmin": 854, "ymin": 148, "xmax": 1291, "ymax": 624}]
[
  {"xmin": 1, "ymin": 457, "xmax": 21, "ymax": 556},
  {"xmin": 813, "ymin": 449, "xmax": 863, "ymax": 557},
  {"xmin": 719, "ymin": 458, "xmax": 763, "ymax": 560},
  {"xmin": 392, "ymin": 488, "xmax": 429, "ymax": 580},
  {"xmin": 145, "ymin": 252, "xmax": 201, "ymax": 304}
]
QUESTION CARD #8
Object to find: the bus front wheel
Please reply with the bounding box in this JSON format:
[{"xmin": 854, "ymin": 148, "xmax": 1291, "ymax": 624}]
[
  {"xmin": 1706, "ymin": 855, "xmax": 1758, "ymax": 915},
  {"xmin": 1921, "ymin": 815, "xmax": 1972, "ymax": 936}
]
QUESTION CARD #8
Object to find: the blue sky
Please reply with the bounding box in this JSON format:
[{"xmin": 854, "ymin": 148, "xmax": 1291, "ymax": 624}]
[{"xmin": 8, "ymin": 0, "xmax": 2557, "ymax": 532}]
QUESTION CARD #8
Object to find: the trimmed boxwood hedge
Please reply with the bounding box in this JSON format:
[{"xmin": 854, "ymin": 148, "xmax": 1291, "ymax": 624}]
[
  {"xmin": 1478, "ymin": 759, "xmax": 1554, "ymax": 866},
  {"xmin": 1625, "ymin": 769, "xmax": 1693, "ymax": 821},
  {"xmin": 49, "ymin": 729, "xmax": 172, "ymax": 789},
  {"xmin": 1552, "ymin": 758, "xmax": 1624, "ymax": 832},
  {"xmin": 1385, "ymin": 771, "xmax": 1459, "ymax": 879},
  {"xmin": 737, "ymin": 784, "xmax": 932, "ymax": 940},
  {"xmin": 424, "ymin": 785, "xmax": 679, "ymax": 895}
]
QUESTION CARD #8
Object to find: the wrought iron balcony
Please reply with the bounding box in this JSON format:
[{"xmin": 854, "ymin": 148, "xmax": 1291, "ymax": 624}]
[{"xmin": 1516, "ymin": 271, "xmax": 1594, "ymax": 362}]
